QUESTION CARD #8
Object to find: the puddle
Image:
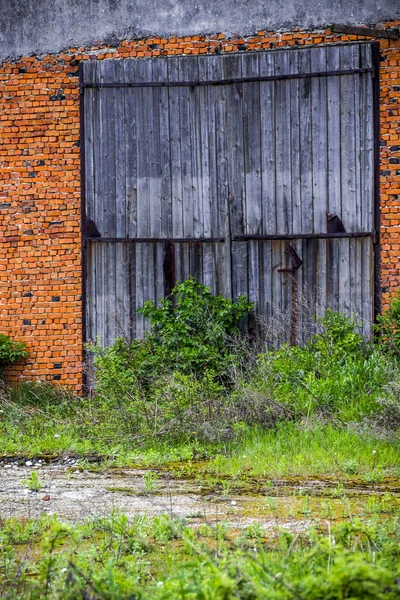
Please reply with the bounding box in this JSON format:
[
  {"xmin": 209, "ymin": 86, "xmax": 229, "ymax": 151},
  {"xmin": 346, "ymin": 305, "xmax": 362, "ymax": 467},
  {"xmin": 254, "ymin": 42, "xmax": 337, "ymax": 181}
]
[{"xmin": 0, "ymin": 465, "xmax": 398, "ymax": 532}]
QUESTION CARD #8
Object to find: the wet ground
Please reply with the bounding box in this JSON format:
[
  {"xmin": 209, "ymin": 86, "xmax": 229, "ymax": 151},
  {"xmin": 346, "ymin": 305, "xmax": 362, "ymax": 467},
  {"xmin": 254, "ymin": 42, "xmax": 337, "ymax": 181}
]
[{"xmin": 1, "ymin": 462, "xmax": 399, "ymax": 531}]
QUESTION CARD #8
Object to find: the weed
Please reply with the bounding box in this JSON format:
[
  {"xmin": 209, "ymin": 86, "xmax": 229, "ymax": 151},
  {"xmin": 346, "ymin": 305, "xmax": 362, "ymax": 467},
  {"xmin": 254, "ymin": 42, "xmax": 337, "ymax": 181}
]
[
  {"xmin": 376, "ymin": 288, "xmax": 400, "ymax": 357},
  {"xmin": 21, "ymin": 470, "xmax": 43, "ymax": 492},
  {"xmin": 0, "ymin": 334, "xmax": 27, "ymax": 367},
  {"xmin": 142, "ymin": 470, "xmax": 159, "ymax": 492},
  {"xmin": 363, "ymin": 469, "xmax": 385, "ymax": 484},
  {"xmin": 0, "ymin": 513, "xmax": 399, "ymax": 599},
  {"xmin": 342, "ymin": 459, "xmax": 360, "ymax": 475}
]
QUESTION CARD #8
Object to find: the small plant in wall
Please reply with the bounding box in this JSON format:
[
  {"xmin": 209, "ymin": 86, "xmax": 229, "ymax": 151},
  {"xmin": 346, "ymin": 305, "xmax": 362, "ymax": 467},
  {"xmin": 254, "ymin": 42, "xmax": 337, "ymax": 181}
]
[
  {"xmin": 0, "ymin": 334, "xmax": 28, "ymax": 368},
  {"xmin": 21, "ymin": 470, "xmax": 43, "ymax": 493}
]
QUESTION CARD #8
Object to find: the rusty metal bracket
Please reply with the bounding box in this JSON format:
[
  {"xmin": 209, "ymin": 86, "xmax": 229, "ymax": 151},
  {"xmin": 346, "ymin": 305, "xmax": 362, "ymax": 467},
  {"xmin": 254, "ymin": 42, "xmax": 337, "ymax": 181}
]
[
  {"xmin": 327, "ymin": 213, "xmax": 346, "ymax": 233},
  {"xmin": 278, "ymin": 245, "xmax": 303, "ymax": 273}
]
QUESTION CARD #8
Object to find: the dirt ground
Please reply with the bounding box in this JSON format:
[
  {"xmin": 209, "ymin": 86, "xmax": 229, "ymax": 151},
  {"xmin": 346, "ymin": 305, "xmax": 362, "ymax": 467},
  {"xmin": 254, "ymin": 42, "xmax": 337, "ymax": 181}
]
[{"xmin": 1, "ymin": 463, "xmax": 399, "ymax": 531}]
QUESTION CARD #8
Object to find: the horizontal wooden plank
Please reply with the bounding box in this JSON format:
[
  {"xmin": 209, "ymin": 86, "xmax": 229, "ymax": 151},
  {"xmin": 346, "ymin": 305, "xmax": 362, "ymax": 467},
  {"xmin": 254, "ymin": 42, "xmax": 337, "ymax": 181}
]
[{"xmin": 82, "ymin": 45, "xmax": 375, "ymax": 85}]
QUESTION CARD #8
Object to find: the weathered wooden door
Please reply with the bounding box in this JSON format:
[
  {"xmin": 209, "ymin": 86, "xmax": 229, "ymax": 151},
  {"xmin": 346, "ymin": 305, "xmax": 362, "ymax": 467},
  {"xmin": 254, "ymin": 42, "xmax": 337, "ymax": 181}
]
[{"xmin": 82, "ymin": 42, "xmax": 378, "ymax": 347}]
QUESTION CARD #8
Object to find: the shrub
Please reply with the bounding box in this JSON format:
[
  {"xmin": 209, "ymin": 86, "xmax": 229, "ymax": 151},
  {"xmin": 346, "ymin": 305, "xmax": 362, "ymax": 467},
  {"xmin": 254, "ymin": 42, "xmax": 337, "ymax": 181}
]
[
  {"xmin": 238, "ymin": 310, "xmax": 392, "ymax": 421},
  {"xmin": 376, "ymin": 289, "xmax": 400, "ymax": 357},
  {"xmin": 138, "ymin": 277, "xmax": 253, "ymax": 378},
  {"xmin": 0, "ymin": 334, "xmax": 27, "ymax": 367},
  {"xmin": 89, "ymin": 278, "xmax": 253, "ymax": 394},
  {"xmin": 86, "ymin": 279, "xmax": 253, "ymax": 441}
]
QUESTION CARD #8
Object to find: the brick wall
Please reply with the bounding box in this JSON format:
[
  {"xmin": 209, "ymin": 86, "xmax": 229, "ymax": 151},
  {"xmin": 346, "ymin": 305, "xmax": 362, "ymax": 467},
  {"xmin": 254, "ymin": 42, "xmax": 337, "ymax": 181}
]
[{"xmin": 0, "ymin": 22, "xmax": 399, "ymax": 389}]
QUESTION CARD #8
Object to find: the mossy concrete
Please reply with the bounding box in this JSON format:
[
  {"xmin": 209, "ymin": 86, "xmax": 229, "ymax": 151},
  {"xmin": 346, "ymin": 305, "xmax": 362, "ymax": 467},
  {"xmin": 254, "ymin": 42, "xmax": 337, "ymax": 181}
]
[{"xmin": 1, "ymin": 464, "xmax": 398, "ymax": 532}]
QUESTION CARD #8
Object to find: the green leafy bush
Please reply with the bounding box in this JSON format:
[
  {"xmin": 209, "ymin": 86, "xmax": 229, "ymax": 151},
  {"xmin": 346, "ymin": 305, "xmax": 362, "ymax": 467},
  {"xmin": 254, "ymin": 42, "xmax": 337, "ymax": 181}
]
[
  {"xmin": 89, "ymin": 278, "xmax": 253, "ymax": 395},
  {"xmin": 376, "ymin": 289, "xmax": 400, "ymax": 357},
  {"xmin": 0, "ymin": 334, "xmax": 27, "ymax": 367},
  {"xmin": 87, "ymin": 279, "xmax": 253, "ymax": 441},
  {"xmin": 138, "ymin": 277, "xmax": 253, "ymax": 378},
  {"xmin": 240, "ymin": 310, "xmax": 392, "ymax": 421}
]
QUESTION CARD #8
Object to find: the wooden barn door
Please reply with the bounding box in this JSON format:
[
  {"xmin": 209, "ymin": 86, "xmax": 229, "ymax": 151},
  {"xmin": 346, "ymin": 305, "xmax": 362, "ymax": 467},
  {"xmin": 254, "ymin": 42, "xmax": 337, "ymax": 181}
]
[{"xmin": 82, "ymin": 43, "xmax": 378, "ymax": 347}]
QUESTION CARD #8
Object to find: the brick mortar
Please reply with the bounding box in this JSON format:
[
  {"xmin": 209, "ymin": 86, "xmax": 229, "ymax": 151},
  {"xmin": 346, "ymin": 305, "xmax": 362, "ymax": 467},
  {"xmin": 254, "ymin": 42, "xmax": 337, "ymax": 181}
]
[{"xmin": 0, "ymin": 23, "xmax": 399, "ymax": 389}]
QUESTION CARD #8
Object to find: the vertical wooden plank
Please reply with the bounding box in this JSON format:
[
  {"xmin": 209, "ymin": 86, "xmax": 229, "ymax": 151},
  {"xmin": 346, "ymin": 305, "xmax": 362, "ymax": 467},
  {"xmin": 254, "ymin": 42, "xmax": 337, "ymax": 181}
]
[
  {"xmin": 113, "ymin": 73, "xmax": 127, "ymax": 238},
  {"xmin": 224, "ymin": 55, "xmax": 245, "ymax": 239},
  {"xmin": 270, "ymin": 241, "xmax": 287, "ymax": 346},
  {"xmin": 362, "ymin": 237, "xmax": 374, "ymax": 337},
  {"xmin": 181, "ymin": 243, "xmax": 191, "ymax": 281},
  {"xmin": 231, "ymin": 242, "xmax": 248, "ymax": 309},
  {"xmin": 338, "ymin": 239, "xmax": 351, "ymax": 314},
  {"xmin": 113, "ymin": 242, "xmax": 131, "ymax": 340},
  {"xmin": 107, "ymin": 242, "xmax": 117, "ymax": 345},
  {"xmin": 174, "ymin": 243, "xmax": 183, "ymax": 285},
  {"xmin": 241, "ymin": 53, "xmax": 261, "ymax": 322},
  {"xmin": 98, "ymin": 242, "xmax": 106, "ymax": 346},
  {"xmin": 148, "ymin": 60, "xmax": 163, "ymax": 238},
  {"xmin": 123, "ymin": 61, "xmax": 139, "ymax": 239},
  {"xmin": 133, "ymin": 62, "xmax": 155, "ymax": 336},
  {"xmin": 197, "ymin": 58, "xmax": 213, "ymax": 286},
  {"xmin": 91, "ymin": 63, "xmax": 103, "ymax": 237},
  {"xmin": 289, "ymin": 50, "xmax": 301, "ymax": 236},
  {"xmin": 302, "ymin": 239, "xmax": 318, "ymax": 343},
  {"xmin": 298, "ymin": 48, "xmax": 313, "ymax": 235},
  {"xmin": 272, "ymin": 52, "xmax": 293, "ymax": 327},
  {"xmin": 360, "ymin": 44, "xmax": 374, "ymax": 233},
  {"xmin": 259, "ymin": 51, "xmax": 276, "ymax": 235},
  {"xmin": 168, "ymin": 60, "xmax": 184, "ymax": 239},
  {"xmin": 197, "ymin": 57, "xmax": 211, "ymax": 237},
  {"xmin": 339, "ymin": 45, "xmax": 358, "ymax": 316},
  {"xmin": 360, "ymin": 44, "xmax": 378, "ymax": 339},
  {"xmin": 351, "ymin": 46, "xmax": 363, "ymax": 326},
  {"xmin": 311, "ymin": 46, "xmax": 328, "ymax": 320},
  {"xmin": 359, "ymin": 46, "xmax": 374, "ymax": 335},
  {"xmin": 187, "ymin": 67, "xmax": 204, "ymax": 241},
  {"xmin": 274, "ymin": 50, "xmax": 292, "ymax": 235},
  {"xmin": 177, "ymin": 58, "xmax": 196, "ymax": 240},
  {"xmin": 339, "ymin": 45, "xmax": 358, "ymax": 230},
  {"xmin": 135, "ymin": 243, "xmax": 145, "ymax": 338},
  {"xmin": 129, "ymin": 243, "xmax": 137, "ymax": 337},
  {"xmin": 155, "ymin": 242, "xmax": 165, "ymax": 306},
  {"xmin": 326, "ymin": 46, "xmax": 341, "ymax": 315},
  {"xmin": 260, "ymin": 241, "xmax": 273, "ymax": 331},
  {"xmin": 247, "ymin": 240, "xmax": 259, "ymax": 328},
  {"xmin": 86, "ymin": 242, "xmax": 95, "ymax": 342},
  {"xmin": 258, "ymin": 54, "xmax": 276, "ymax": 327},
  {"xmin": 159, "ymin": 64, "xmax": 173, "ymax": 239},
  {"xmin": 189, "ymin": 242, "xmax": 203, "ymax": 284},
  {"xmin": 99, "ymin": 61, "xmax": 117, "ymax": 238},
  {"xmin": 202, "ymin": 243, "xmax": 215, "ymax": 293},
  {"xmin": 84, "ymin": 87, "xmax": 95, "ymax": 225},
  {"xmin": 241, "ymin": 52, "xmax": 262, "ymax": 236},
  {"xmin": 135, "ymin": 60, "xmax": 153, "ymax": 239},
  {"xmin": 207, "ymin": 55, "xmax": 232, "ymax": 298}
]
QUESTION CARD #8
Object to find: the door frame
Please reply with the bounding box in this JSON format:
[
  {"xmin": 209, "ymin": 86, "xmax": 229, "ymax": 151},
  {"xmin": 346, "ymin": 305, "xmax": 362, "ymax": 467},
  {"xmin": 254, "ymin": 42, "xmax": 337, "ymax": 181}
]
[{"xmin": 79, "ymin": 41, "xmax": 381, "ymax": 388}]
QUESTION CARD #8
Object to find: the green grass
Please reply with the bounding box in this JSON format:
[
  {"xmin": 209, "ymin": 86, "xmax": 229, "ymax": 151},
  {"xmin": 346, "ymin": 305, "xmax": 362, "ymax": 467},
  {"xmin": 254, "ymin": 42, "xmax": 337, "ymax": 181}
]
[
  {"xmin": 1, "ymin": 417, "xmax": 399, "ymax": 484},
  {"xmin": 208, "ymin": 422, "xmax": 400, "ymax": 480},
  {"xmin": 0, "ymin": 511, "xmax": 399, "ymax": 599}
]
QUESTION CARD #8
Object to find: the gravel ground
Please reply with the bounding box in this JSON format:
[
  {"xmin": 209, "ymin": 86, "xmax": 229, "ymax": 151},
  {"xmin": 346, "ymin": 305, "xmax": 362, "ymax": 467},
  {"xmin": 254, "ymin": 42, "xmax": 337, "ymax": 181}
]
[{"xmin": 1, "ymin": 463, "xmax": 398, "ymax": 531}]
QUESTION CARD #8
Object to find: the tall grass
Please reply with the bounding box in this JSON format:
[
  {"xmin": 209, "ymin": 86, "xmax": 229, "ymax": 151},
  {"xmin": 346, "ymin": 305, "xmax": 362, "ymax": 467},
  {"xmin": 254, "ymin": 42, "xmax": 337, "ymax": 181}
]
[
  {"xmin": 1, "ymin": 512, "xmax": 399, "ymax": 599},
  {"xmin": 209, "ymin": 422, "xmax": 400, "ymax": 478}
]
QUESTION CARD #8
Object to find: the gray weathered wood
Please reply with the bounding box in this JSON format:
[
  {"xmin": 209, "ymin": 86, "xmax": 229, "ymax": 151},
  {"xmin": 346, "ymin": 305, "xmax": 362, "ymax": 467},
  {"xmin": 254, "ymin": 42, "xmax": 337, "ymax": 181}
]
[{"xmin": 84, "ymin": 44, "xmax": 376, "ymax": 348}]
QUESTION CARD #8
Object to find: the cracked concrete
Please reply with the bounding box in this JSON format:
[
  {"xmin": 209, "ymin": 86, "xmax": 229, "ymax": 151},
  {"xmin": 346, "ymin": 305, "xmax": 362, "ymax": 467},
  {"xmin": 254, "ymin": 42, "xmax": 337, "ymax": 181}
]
[{"xmin": 1, "ymin": 465, "xmax": 399, "ymax": 532}]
